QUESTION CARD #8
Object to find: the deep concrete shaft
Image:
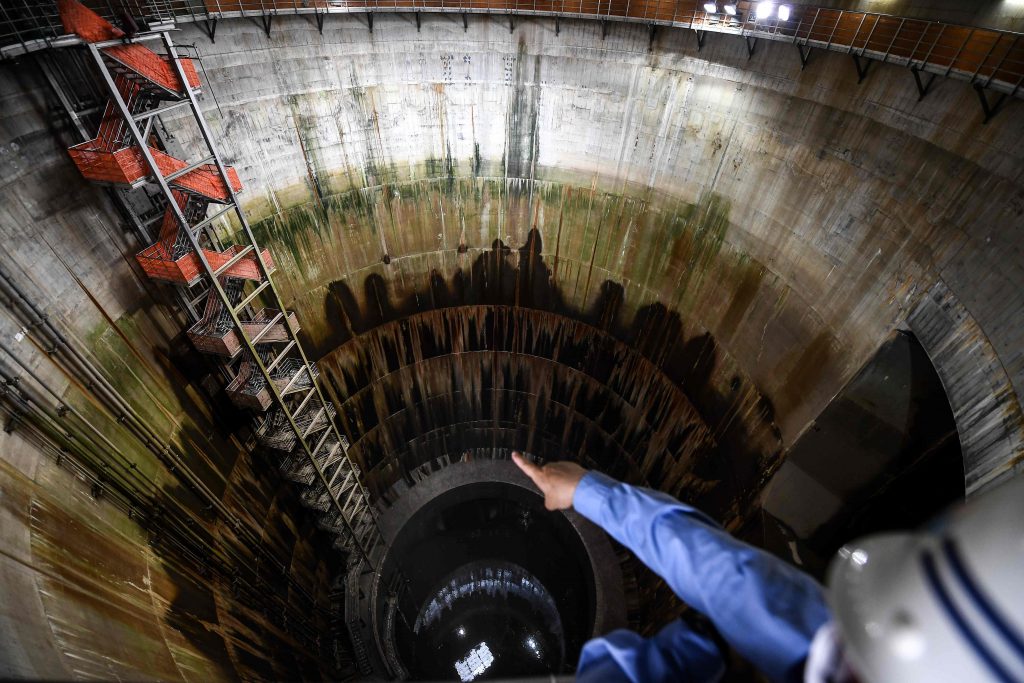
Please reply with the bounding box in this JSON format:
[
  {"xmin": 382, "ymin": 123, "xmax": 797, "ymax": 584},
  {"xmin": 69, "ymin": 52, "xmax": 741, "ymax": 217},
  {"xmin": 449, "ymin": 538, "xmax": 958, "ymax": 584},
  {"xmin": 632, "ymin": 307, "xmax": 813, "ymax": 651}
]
[{"xmin": 0, "ymin": 5, "xmax": 1021, "ymax": 681}]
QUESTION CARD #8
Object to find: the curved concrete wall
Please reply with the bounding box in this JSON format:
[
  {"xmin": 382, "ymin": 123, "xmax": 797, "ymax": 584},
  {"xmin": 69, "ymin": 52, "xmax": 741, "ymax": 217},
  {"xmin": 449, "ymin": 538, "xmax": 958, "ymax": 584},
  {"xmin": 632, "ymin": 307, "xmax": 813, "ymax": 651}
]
[
  {"xmin": 163, "ymin": 12, "xmax": 1024, "ymax": 494},
  {"xmin": 1, "ymin": 4, "xmax": 1023, "ymax": 679}
]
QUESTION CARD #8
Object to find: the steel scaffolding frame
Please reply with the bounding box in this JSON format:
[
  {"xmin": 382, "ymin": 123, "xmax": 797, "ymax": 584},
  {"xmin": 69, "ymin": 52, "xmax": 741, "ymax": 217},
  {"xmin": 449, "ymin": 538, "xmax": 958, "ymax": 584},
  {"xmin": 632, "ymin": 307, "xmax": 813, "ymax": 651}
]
[{"xmin": 52, "ymin": 7, "xmax": 383, "ymax": 564}]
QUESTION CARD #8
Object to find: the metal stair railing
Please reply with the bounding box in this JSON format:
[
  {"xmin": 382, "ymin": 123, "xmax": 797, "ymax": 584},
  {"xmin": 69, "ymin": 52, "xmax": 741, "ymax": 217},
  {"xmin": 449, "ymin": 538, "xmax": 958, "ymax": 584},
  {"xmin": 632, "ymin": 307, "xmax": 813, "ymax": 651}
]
[
  {"xmin": 226, "ymin": 355, "xmax": 317, "ymax": 410},
  {"xmin": 85, "ymin": 31, "xmax": 383, "ymax": 565},
  {"xmin": 34, "ymin": 49, "xmax": 206, "ymax": 321}
]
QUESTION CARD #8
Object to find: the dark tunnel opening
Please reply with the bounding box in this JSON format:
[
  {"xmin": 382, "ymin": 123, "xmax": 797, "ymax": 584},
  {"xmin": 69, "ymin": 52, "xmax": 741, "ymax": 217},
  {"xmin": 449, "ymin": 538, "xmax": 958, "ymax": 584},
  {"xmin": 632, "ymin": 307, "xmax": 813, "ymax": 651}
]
[
  {"xmin": 763, "ymin": 331, "xmax": 965, "ymax": 575},
  {"xmin": 380, "ymin": 482, "xmax": 596, "ymax": 680}
]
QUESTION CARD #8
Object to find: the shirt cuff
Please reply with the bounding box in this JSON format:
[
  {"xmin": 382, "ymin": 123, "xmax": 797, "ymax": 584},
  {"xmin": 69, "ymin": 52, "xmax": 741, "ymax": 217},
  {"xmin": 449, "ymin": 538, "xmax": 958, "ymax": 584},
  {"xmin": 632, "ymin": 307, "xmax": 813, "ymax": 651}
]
[{"xmin": 572, "ymin": 470, "xmax": 619, "ymax": 522}]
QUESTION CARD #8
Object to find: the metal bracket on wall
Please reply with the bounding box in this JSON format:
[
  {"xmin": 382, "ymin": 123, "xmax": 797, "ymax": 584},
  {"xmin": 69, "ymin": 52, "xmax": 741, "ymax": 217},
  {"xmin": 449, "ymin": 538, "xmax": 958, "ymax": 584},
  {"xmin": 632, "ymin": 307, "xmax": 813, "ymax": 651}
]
[
  {"xmin": 315, "ymin": 10, "xmax": 325, "ymax": 35},
  {"xmin": 648, "ymin": 24, "xmax": 656, "ymax": 51},
  {"xmin": 695, "ymin": 29, "xmax": 706, "ymax": 52},
  {"xmin": 852, "ymin": 53, "xmax": 871, "ymax": 83},
  {"xmin": 463, "ymin": 13, "xmax": 468, "ymax": 32},
  {"xmin": 367, "ymin": 13, "xmax": 373, "ymax": 33},
  {"xmin": 554, "ymin": 17, "xmax": 559, "ymax": 36},
  {"xmin": 796, "ymin": 43, "xmax": 811, "ymax": 70},
  {"xmin": 202, "ymin": 17, "xmax": 217, "ymax": 43},
  {"xmin": 601, "ymin": 19, "xmax": 608, "ymax": 40},
  {"xmin": 260, "ymin": 13, "xmax": 272, "ymax": 37},
  {"xmin": 974, "ymin": 83, "xmax": 1008, "ymax": 124},
  {"xmin": 744, "ymin": 35, "xmax": 756, "ymax": 58},
  {"xmin": 509, "ymin": 14, "xmax": 514, "ymax": 33},
  {"xmin": 911, "ymin": 66, "xmax": 937, "ymax": 101}
]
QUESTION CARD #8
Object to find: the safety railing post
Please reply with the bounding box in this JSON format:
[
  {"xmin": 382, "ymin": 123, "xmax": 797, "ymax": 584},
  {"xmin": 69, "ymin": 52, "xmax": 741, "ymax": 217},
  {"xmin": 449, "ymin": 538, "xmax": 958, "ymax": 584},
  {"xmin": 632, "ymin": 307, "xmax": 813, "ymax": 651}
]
[
  {"xmin": 881, "ymin": 17, "xmax": 904, "ymax": 64},
  {"xmin": 858, "ymin": 14, "xmax": 880, "ymax": 56},
  {"xmin": 824, "ymin": 9, "xmax": 840, "ymax": 49},
  {"xmin": 970, "ymin": 33, "xmax": 1001, "ymax": 83},
  {"xmin": 919, "ymin": 24, "xmax": 947, "ymax": 71},
  {"xmin": 804, "ymin": 7, "xmax": 820, "ymax": 44},
  {"xmin": 847, "ymin": 12, "xmax": 866, "ymax": 54},
  {"xmin": 946, "ymin": 28, "xmax": 975, "ymax": 78},
  {"xmin": 985, "ymin": 35, "xmax": 1018, "ymax": 88}
]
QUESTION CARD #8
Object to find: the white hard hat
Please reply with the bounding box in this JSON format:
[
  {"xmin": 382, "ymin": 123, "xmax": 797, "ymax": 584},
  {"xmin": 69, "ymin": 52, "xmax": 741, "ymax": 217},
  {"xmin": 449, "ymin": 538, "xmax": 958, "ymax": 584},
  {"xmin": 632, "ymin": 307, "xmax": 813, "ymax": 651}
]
[{"xmin": 826, "ymin": 473, "xmax": 1024, "ymax": 683}]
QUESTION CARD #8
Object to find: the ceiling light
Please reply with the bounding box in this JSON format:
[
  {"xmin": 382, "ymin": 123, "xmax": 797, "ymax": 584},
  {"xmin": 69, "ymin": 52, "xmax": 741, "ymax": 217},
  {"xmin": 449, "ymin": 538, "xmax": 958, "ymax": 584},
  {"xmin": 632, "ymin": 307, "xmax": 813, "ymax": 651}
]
[
  {"xmin": 703, "ymin": 2, "xmax": 718, "ymax": 12},
  {"xmin": 755, "ymin": 1, "xmax": 774, "ymax": 19},
  {"xmin": 778, "ymin": 4, "xmax": 791, "ymax": 20},
  {"xmin": 724, "ymin": 4, "xmax": 737, "ymax": 15}
]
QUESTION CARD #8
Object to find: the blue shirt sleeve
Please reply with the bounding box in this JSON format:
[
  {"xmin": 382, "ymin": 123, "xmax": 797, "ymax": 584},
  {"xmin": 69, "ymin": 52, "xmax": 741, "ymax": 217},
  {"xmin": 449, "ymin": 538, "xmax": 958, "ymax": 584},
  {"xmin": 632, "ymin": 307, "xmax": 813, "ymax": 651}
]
[
  {"xmin": 573, "ymin": 471, "xmax": 831, "ymax": 683},
  {"xmin": 577, "ymin": 619, "xmax": 725, "ymax": 683}
]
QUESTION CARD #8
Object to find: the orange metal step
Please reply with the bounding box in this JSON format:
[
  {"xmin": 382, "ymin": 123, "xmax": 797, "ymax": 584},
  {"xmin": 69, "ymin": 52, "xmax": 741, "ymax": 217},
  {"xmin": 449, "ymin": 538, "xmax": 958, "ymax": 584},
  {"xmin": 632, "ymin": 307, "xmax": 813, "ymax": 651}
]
[
  {"xmin": 57, "ymin": 0, "xmax": 123, "ymax": 43},
  {"xmin": 137, "ymin": 242, "xmax": 273, "ymax": 285},
  {"xmin": 102, "ymin": 44, "xmax": 200, "ymax": 95},
  {"xmin": 188, "ymin": 305, "xmax": 297, "ymax": 358},
  {"xmin": 58, "ymin": 0, "xmax": 200, "ymax": 95},
  {"xmin": 68, "ymin": 143, "xmax": 151, "ymax": 186},
  {"xmin": 152, "ymin": 148, "xmax": 242, "ymax": 203},
  {"xmin": 67, "ymin": 144, "xmax": 242, "ymax": 200}
]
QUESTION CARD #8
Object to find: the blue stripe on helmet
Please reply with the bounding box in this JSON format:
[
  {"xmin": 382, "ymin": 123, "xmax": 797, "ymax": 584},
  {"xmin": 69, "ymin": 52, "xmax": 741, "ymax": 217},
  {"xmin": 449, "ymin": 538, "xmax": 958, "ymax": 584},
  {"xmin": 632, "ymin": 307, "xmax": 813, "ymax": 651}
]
[
  {"xmin": 921, "ymin": 549, "xmax": 1020, "ymax": 683},
  {"xmin": 942, "ymin": 538, "xmax": 1024, "ymax": 666}
]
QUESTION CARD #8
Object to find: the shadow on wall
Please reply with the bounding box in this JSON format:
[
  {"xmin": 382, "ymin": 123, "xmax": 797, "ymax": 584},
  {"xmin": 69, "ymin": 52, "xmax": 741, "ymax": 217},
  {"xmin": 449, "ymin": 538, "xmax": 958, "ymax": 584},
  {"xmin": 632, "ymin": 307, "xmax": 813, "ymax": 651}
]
[
  {"xmin": 316, "ymin": 223, "xmax": 785, "ymax": 515},
  {"xmin": 140, "ymin": 453, "xmax": 358, "ymax": 680},
  {"xmin": 93, "ymin": 333, "xmax": 353, "ymax": 680}
]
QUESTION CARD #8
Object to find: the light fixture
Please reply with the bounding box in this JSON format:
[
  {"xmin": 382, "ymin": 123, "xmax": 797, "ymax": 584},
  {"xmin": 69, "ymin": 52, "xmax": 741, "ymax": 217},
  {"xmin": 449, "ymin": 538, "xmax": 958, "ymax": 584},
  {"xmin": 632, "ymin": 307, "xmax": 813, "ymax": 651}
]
[
  {"xmin": 455, "ymin": 642, "xmax": 494, "ymax": 683},
  {"xmin": 724, "ymin": 4, "xmax": 737, "ymax": 15},
  {"xmin": 703, "ymin": 2, "xmax": 718, "ymax": 12},
  {"xmin": 755, "ymin": 1, "xmax": 774, "ymax": 19},
  {"xmin": 778, "ymin": 4, "xmax": 791, "ymax": 20}
]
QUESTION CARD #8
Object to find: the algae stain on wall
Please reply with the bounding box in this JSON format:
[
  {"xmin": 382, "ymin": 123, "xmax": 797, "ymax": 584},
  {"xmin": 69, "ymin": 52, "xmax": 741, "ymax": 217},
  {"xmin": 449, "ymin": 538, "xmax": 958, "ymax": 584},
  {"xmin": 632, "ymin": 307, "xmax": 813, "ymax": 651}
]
[
  {"xmin": 241, "ymin": 168, "xmax": 752, "ymax": 376},
  {"xmin": 72, "ymin": 310, "xmax": 254, "ymax": 502},
  {"xmin": 267, "ymin": 179, "xmax": 710, "ymax": 288},
  {"xmin": 665, "ymin": 192, "xmax": 732, "ymax": 309}
]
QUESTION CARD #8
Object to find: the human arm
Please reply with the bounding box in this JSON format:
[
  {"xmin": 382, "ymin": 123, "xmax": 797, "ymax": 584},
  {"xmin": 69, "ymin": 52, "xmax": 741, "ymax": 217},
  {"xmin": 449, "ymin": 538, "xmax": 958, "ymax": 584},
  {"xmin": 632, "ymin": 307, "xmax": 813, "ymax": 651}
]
[
  {"xmin": 511, "ymin": 453, "xmax": 830, "ymax": 683},
  {"xmin": 573, "ymin": 471, "xmax": 830, "ymax": 683},
  {"xmin": 576, "ymin": 619, "xmax": 725, "ymax": 683}
]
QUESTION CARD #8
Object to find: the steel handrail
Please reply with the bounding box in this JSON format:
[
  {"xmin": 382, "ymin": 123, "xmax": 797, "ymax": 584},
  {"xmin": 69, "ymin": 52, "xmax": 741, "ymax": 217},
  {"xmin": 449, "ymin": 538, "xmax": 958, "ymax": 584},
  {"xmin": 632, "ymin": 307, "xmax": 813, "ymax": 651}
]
[{"xmin": 4, "ymin": 0, "xmax": 1024, "ymax": 98}]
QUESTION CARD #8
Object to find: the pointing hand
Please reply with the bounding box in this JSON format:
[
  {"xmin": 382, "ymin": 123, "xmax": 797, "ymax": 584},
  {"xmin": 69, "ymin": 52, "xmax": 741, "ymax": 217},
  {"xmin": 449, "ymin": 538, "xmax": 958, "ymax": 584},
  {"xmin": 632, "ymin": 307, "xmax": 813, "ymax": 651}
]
[{"xmin": 512, "ymin": 451, "xmax": 587, "ymax": 511}]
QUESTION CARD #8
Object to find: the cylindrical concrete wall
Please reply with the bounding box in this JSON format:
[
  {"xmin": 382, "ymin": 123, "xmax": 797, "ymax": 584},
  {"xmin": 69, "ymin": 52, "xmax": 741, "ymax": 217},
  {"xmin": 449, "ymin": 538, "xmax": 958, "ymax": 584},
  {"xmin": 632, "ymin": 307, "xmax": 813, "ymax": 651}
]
[
  {"xmin": 1, "ymin": 4, "xmax": 1022, "ymax": 679},
  {"xmin": 161, "ymin": 12, "xmax": 1023, "ymax": 494}
]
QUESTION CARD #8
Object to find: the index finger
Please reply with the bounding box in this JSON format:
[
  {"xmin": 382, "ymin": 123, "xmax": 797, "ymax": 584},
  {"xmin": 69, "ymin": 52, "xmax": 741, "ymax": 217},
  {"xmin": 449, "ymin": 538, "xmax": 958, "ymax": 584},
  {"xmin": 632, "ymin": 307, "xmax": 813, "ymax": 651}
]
[{"xmin": 511, "ymin": 451, "xmax": 542, "ymax": 484}]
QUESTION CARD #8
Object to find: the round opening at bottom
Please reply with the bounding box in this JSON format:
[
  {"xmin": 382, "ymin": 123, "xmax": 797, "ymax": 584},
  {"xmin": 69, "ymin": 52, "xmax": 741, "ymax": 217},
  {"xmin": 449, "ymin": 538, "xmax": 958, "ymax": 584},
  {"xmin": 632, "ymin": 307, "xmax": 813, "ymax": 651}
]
[{"xmin": 382, "ymin": 483, "xmax": 596, "ymax": 680}]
